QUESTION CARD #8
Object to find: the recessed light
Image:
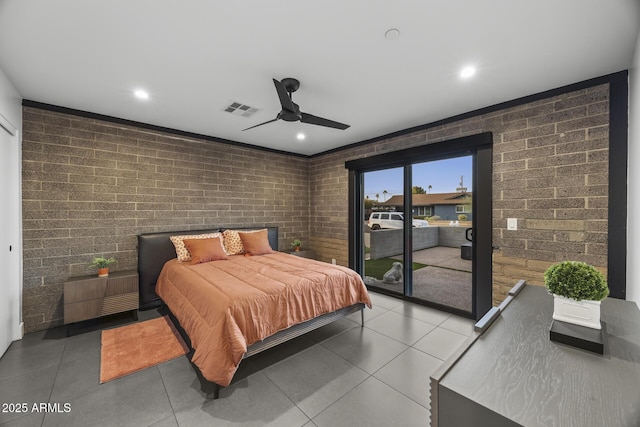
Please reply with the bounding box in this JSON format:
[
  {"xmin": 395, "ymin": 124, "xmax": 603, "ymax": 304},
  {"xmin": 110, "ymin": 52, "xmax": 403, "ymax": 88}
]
[
  {"xmin": 296, "ymin": 133, "xmax": 306, "ymax": 141},
  {"xmin": 134, "ymin": 89, "xmax": 149, "ymax": 100},
  {"xmin": 385, "ymin": 28, "xmax": 400, "ymax": 40},
  {"xmin": 460, "ymin": 66, "xmax": 476, "ymax": 79}
]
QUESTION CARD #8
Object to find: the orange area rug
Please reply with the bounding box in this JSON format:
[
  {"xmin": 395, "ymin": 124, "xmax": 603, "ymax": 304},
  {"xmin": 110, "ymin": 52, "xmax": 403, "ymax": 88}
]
[{"xmin": 100, "ymin": 315, "xmax": 189, "ymax": 383}]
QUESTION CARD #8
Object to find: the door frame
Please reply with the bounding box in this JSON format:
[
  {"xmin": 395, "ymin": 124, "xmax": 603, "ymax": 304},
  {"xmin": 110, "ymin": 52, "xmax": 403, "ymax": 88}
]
[
  {"xmin": 0, "ymin": 112, "xmax": 20, "ymax": 355},
  {"xmin": 346, "ymin": 132, "xmax": 493, "ymax": 320}
]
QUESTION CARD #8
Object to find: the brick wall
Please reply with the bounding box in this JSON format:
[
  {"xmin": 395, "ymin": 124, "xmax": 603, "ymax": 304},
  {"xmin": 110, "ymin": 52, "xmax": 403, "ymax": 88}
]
[
  {"xmin": 21, "ymin": 83, "xmax": 611, "ymax": 330},
  {"xmin": 309, "ymin": 84, "xmax": 610, "ymax": 305},
  {"xmin": 22, "ymin": 107, "xmax": 309, "ymax": 332}
]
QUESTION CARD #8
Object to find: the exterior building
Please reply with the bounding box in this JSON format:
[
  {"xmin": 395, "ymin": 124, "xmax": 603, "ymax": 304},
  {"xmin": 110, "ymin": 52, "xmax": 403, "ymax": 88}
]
[{"xmin": 376, "ymin": 192, "xmax": 473, "ymax": 221}]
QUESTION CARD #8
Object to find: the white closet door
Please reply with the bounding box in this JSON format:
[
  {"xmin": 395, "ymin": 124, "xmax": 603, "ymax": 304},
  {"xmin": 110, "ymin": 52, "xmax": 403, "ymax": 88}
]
[{"xmin": 0, "ymin": 118, "xmax": 15, "ymax": 356}]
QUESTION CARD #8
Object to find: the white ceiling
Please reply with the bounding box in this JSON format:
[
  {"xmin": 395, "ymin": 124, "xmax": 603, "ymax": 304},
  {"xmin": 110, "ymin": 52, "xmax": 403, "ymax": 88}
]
[{"xmin": 1, "ymin": 1, "xmax": 638, "ymax": 156}]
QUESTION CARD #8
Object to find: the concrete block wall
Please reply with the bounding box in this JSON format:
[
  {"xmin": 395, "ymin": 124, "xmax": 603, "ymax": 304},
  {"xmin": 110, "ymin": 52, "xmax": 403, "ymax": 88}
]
[
  {"xmin": 369, "ymin": 227, "xmax": 443, "ymax": 260},
  {"xmin": 21, "ymin": 107, "xmax": 310, "ymax": 332},
  {"xmin": 310, "ymin": 84, "xmax": 610, "ymax": 306},
  {"xmin": 437, "ymin": 226, "xmax": 470, "ymax": 248},
  {"xmin": 21, "ymin": 82, "xmax": 611, "ymax": 330}
]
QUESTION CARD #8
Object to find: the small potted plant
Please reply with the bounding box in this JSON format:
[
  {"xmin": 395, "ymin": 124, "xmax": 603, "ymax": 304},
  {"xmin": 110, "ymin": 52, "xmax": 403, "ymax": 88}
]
[
  {"xmin": 89, "ymin": 256, "xmax": 117, "ymax": 277},
  {"xmin": 544, "ymin": 260, "xmax": 609, "ymax": 329},
  {"xmin": 290, "ymin": 239, "xmax": 302, "ymax": 252}
]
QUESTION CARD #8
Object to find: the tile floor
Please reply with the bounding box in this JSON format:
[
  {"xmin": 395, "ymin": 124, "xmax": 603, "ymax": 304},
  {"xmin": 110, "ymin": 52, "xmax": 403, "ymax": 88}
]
[{"xmin": 0, "ymin": 292, "xmax": 475, "ymax": 427}]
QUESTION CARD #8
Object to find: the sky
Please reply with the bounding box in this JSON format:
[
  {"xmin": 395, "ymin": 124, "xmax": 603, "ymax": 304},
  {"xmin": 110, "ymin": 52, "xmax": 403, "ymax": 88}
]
[{"xmin": 364, "ymin": 155, "xmax": 472, "ymax": 201}]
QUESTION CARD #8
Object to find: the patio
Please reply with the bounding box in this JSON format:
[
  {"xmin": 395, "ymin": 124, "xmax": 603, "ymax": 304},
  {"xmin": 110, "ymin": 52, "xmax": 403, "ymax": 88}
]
[{"xmin": 365, "ymin": 246, "xmax": 472, "ymax": 312}]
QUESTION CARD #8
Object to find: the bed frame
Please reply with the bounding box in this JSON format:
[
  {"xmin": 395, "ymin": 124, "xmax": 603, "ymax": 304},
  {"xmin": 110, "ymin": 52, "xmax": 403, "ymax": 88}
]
[{"xmin": 137, "ymin": 226, "xmax": 365, "ymax": 399}]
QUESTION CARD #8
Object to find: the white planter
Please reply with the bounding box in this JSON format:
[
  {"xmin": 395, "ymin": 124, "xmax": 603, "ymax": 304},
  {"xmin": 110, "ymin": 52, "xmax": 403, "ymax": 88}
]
[{"xmin": 552, "ymin": 295, "xmax": 601, "ymax": 330}]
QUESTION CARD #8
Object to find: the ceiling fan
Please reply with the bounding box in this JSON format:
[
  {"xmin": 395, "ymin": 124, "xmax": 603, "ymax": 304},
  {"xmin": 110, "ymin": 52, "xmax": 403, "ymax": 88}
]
[{"xmin": 243, "ymin": 78, "xmax": 350, "ymax": 131}]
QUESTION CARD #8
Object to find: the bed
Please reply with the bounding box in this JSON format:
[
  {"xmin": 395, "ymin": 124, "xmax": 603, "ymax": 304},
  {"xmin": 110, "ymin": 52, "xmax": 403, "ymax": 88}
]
[{"xmin": 137, "ymin": 226, "xmax": 371, "ymax": 398}]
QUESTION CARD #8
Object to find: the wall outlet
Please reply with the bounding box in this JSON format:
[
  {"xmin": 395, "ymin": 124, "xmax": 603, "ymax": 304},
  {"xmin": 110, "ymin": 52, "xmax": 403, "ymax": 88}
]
[
  {"xmin": 332, "ymin": 258, "xmax": 336, "ymax": 265},
  {"xmin": 507, "ymin": 218, "xmax": 518, "ymax": 231}
]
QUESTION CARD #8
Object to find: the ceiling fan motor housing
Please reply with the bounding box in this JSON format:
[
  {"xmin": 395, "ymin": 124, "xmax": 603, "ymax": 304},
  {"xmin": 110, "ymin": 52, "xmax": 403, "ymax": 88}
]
[
  {"xmin": 279, "ymin": 102, "xmax": 302, "ymax": 121},
  {"xmin": 281, "ymin": 78, "xmax": 300, "ymax": 93}
]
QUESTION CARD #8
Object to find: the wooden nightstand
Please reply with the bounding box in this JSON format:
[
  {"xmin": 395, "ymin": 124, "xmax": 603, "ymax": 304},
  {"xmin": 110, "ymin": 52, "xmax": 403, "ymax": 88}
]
[
  {"xmin": 289, "ymin": 249, "xmax": 317, "ymax": 260},
  {"xmin": 64, "ymin": 270, "xmax": 139, "ymax": 330}
]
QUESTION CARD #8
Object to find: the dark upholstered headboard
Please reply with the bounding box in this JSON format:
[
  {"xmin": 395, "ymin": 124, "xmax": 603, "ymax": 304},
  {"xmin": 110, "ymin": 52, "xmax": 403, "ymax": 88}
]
[{"xmin": 137, "ymin": 227, "xmax": 279, "ymax": 309}]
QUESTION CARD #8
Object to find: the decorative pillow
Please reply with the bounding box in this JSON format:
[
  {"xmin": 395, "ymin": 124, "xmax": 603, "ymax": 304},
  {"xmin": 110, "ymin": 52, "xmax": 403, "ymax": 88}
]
[
  {"xmin": 222, "ymin": 230, "xmax": 244, "ymax": 255},
  {"xmin": 238, "ymin": 229, "xmax": 274, "ymax": 255},
  {"xmin": 182, "ymin": 237, "xmax": 228, "ymax": 264},
  {"xmin": 170, "ymin": 233, "xmax": 220, "ymax": 262},
  {"xmin": 222, "ymin": 229, "xmax": 269, "ymax": 255}
]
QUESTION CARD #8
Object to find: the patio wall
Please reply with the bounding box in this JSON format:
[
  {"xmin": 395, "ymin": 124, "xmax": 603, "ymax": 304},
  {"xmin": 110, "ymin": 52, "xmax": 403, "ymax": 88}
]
[
  {"xmin": 438, "ymin": 226, "xmax": 470, "ymax": 248},
  {"xmin": 369, "ymin": 226, "xmax": 466, "ymax": 259}
]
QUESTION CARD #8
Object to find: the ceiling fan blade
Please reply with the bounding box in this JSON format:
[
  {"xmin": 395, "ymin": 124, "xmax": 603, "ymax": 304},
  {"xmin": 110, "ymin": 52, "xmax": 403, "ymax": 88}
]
[
  {"xmin": 273, "ymin": 79, "xmax": 296, "ymax": 113},
  {"xmin": 300, "ymin": 112, "xmax": 350, "ymax": 130},
  {"xmin": 242, "ymin": 118, "xmax": 279, "ymax": 131}
]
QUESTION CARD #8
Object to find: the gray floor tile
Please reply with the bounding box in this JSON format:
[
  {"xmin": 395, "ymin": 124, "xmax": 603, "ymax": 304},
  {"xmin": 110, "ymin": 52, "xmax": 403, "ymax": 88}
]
[
  {"xmin": 368, "ymin": 293, "xmax": 404, "ymax": 310},
  {"xmin": 0, "ymin": 365, "xmax": 58, "ymax": 425},
  {"xmin": 0, "ymin": 294, "xmax": 464, "ymax": 427},
  {"xmin": 306, "ymin": 317, "xmax": 359, "ymax": 343},
  {"xmin": 50, "ymin": 350, "xmax": 102, "ymax": 402},
  {"xmin": 439, "ymin": 314, "xmax": 475, "ymax": 336},
  {"xmin": 4, "ymin": 328, "xmax": 66, "ymax": 353},
  {"xmin": 364, "ymin": 310, "xmax": 437, "ymax": 345},
  {"xmin": 0, "ymin": 411, "xmax": 45, "ymax": 427},
  {"xmin": 243, "ymin": 334, "xmax": 317, "ymax": 374},
  {"xmin": 413, "ymin": 327, "xmax": 469, "ymax": 361},
  {"xmin": 59, "ymin": 329, "xmax": 101, "ymax": 364},
  {"xmin": 0, "ymin": 339, "xmax": 65, "ymax": 381},
  {"xmin": 41, "ymin": 367, "xmax": 173, "ymax": 427},
  {"xmin": 347, "ymin": 303, "xmax": 387, "ymax": 323},
  {"xmin": 148, "ymin": 415, "xmax": 179, "ymax": 427},
  {"xmin": 157, "ymin": 356, "xmax": 210, "ymax": 414},
  {"xmin": 137, "ymin": 308, "xmax": 164, "ymax": 322},
  {"xmin": 65, "ymin": 311, "xmax": 140, "ymax": 337},
  {"xmin": 174, "ymin": 372, "xmax": 310, "ymax": 427},
  {"xmin": 312, "ymin": 376, "xmax": 430, "ymax": 427},
  {"xmin": 263, "ymin": 345, "xmax": 368, "ymax": 418},
  {"xmin": 392, "ymin": 302, "xmax": 451, "ymax": 326},
  {"xmin": 373, "ymin": 347, "xmax": 442, "ymax": 408},
  {"xmin": 320, "ymin": 327, "xmax": 408, "ymax": 374}
]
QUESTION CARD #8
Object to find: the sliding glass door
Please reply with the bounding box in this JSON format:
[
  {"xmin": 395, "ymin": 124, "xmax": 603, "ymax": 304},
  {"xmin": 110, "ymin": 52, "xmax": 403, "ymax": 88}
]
[
  {"xmin": 347, "ymin": 133, "xmax": 493, "ymax": 319},
  {"xmin": 362, "ymin": 157, "xmax": 474, "ymax": 313},
  {"xmin": 409, "ymin": 157, "xmax": 473, "ymax": 312},
  {"xmin": 362, "ymin": 167, "xmax": 405, "ymax": 297}
]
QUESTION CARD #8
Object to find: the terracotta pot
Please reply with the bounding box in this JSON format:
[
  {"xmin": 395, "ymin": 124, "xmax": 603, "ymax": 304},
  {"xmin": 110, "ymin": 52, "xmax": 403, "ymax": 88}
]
[
  {"xmin": 294, "ymin": 246, "xmax": 301, "ymax": 252},
  {"xmin": 98, "ymin": 267, "xmax": 109, "ymax": 278}
]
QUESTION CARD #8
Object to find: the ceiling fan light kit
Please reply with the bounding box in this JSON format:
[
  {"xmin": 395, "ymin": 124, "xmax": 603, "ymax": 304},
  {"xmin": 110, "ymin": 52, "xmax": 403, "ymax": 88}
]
[{"xmin": 243, "ymin": 78, "xmax": 350, "ymax": 131}]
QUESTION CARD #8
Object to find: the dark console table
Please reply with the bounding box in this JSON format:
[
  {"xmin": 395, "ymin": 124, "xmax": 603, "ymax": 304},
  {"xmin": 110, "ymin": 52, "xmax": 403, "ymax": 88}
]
[{"xmin": 430, "ymin": 285, "xmax": 640, "ymax": 427}]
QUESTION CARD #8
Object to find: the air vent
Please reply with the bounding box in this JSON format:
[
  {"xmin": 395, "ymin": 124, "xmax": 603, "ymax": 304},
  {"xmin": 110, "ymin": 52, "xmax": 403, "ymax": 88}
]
[{"xmin": 223, "ymin": 102, "xmax": 260, "ymax": 118}]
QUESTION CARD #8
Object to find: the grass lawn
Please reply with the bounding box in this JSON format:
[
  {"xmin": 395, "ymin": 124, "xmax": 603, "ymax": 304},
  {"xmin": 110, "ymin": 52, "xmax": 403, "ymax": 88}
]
[{"xmin": 364, "ymin": 257, "xmax": 428, "ymax": 280}]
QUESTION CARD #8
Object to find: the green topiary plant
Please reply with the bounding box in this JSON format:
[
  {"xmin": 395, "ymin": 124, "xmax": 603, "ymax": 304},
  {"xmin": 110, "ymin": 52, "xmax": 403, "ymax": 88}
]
[{"xmin": 544, "ymin": 261, "xmax": 608, "ymax": 301}]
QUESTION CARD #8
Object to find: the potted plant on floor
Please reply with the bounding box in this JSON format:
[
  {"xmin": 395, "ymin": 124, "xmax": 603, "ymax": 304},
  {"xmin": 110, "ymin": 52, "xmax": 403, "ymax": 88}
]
[
  {"xmin": 89, "ymin": 256, "xmax": 117, "ymax": 277},
  {"xmin": 290, "ymin": 239, "xmax": 302, "ymax": 252},
  {"xmin": 544, "ymin": 260, "xmax": 609, "ymax": 329}
]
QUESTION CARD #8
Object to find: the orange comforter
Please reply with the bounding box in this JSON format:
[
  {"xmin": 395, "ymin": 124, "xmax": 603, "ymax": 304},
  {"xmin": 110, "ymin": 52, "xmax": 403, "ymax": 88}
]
[{"xmin": 155, "ymin": 252, "xmax": 371, "ymax": 387}]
